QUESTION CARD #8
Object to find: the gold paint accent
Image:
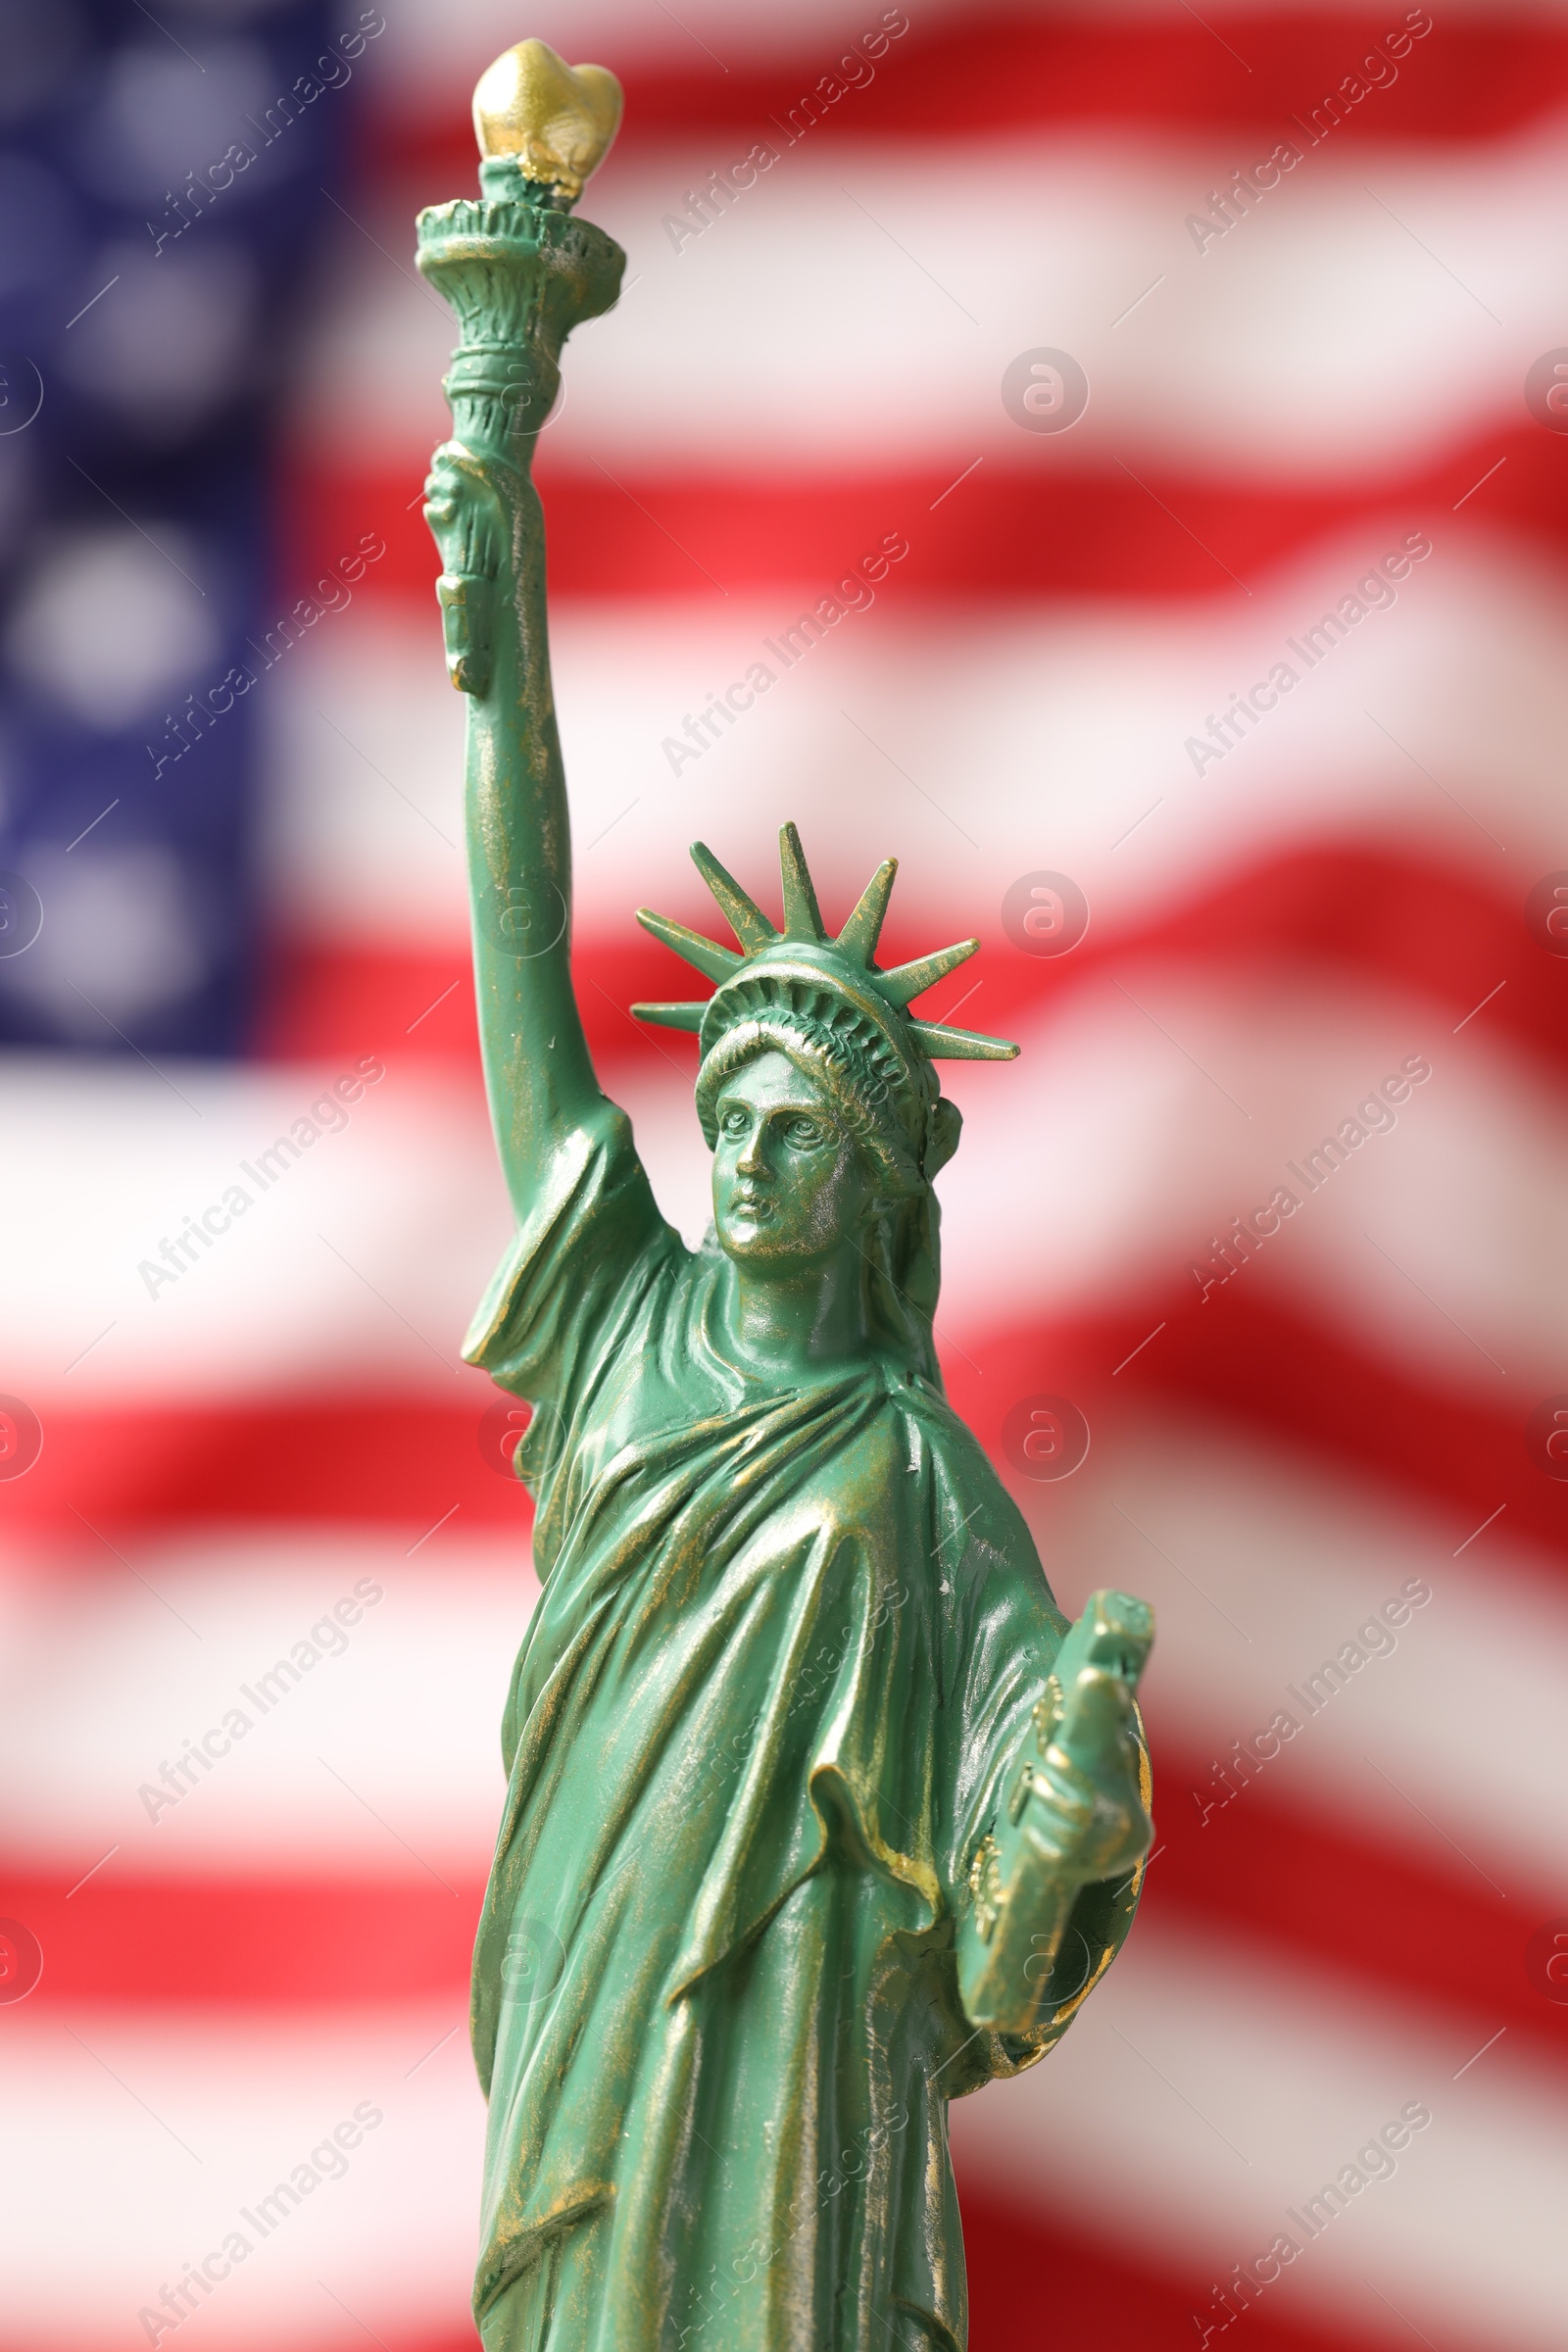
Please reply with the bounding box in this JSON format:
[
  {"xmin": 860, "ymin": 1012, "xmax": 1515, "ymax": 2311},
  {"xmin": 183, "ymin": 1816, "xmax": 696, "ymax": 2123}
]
[
  {"xmin": 638, "ymin": 828, "xmax": 1020, "ymax": 1066},
  {"xmin": 1031, "ymin": 1673, "xmax": 1064, "ymax": 1749},
  {"xmin": 1042, "ymin": 1704, "xmax": 1154, "ymax": 2035},
  {"xmin": 967, "ymin": 1833, "xmax": 1004, "ymax": 1943},
  {"xmin": 472, "ymin": 38, "xmax": 623, "ymax": 200},
  {"xmin": 1005, "ymin": 1756, "xmax": 1038, "ymax": 1827}
]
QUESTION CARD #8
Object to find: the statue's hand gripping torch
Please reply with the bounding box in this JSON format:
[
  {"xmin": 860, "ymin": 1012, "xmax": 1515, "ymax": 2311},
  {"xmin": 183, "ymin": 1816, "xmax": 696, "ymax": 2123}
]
[{"xmin": 415, "ymin": 38, "xmax": 625, "ymax": 698}]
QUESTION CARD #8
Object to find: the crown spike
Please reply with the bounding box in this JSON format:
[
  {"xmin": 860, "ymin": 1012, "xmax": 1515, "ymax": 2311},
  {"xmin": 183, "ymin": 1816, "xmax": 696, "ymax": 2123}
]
[
  {"xmin": 836, "ymin": 858, "xmax": 898, "ymax": 967},
  {"xmin": 878, "ymin": 937, "xmax": 979, "ymax": 1007},
  {"xmin": 778, "ymin": 822, "xmax": 826, "ymax": 942},
  {"xmin": 635, "ymin": 907, "xmax": 742, "ymax": 985},
  {"xmin": 908, "ymin": 1020, "xmax": 1020, "ymax": 1062},
  {"xmin": 690, "ymin": 841, "xmax": 777, "ymax": 953},
  {"xmin": 631, "ymin": 1001, "xmax": 707, "ymax": 1033}
]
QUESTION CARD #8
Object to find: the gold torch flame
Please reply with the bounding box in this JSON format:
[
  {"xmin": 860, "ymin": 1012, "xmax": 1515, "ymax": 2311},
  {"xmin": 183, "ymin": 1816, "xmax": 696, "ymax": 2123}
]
[{"xmin": 472, "ymin": 38, "xmax": 623, "ymax": 203}]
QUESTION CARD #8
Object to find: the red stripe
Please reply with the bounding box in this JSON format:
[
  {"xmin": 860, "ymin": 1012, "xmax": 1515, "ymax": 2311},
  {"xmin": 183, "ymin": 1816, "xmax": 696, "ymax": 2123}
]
[
  {"xmin": 0, "ymin": 2208, "xmax": 1455, "ymax": 2352},
  {"xmin": 0, "ymin": 2341, "xmax": 476, "ymax": 2352},
  {"xmin": 11, "ymin": 850, "xmax": 1565, "ymax": 1539},
  {"xmin": 952, "ymin": 1296, "xmax": 1568, "ymax": 1564},
  {"xmin": 959, "ymin": 2183, "xmax": 1482, "ymax": 2352},
  {"xmin": 7, "ymin": 1771, "xmax": 1560, "ymax": 2067},
  {"xmin": 0, "ymin": 1870, "xmax": 483, "ymax": 2006},
  {"xmin": 254, "ymin": 935, "xmax": 477, "ymax": 1064},
  {"xmin": 1149, "ymin": 1742, "xmax": 1568, "ymax": 2067},
  {"xmin": 0, "ymin": 1389, "xmax": 534, "ymax": 1534},
  {"xmin": 366, "ymin": 13, "xmax": 1568, "ymax": 179},
  {"xmin": 287, "ymin": 427, "xmax": 1561, "ymax": 609},
  {"xmin": 258, "ymin": 846, "xmax": 1568, "ymax": 1090},
  {"xmin": 0, "ymin": 1383, "xmax": 540, "ymax": 1533},
  {"xmin": 0, "ymin": 2216, "xmax": 1466, "ymax": 2352},
  {"xmin": 5, "ymin": 1278, "xmax": 1556, "ymax": 1554}
]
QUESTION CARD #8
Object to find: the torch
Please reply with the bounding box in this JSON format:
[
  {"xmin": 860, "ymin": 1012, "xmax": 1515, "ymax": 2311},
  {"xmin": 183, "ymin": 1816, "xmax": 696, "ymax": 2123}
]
[{"xmin": 414, "ymin": 40, "xmax": 625, "ymax": 696}]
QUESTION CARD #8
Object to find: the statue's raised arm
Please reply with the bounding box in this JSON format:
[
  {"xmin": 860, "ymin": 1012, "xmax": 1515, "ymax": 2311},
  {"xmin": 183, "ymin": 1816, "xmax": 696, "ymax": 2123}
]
[
  {"xmin": 416, "ymin": 41, "xmax": 625, "ymax": 1215},
  {"xmin": 413, "ymin": 49, "xmax": 1159, "ymax": 2352}
]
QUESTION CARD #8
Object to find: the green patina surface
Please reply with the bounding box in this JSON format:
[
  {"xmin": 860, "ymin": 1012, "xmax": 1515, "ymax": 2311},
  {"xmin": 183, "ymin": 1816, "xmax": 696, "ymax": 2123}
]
[{"xmin": 416, "ymin": 124, "xmax": 1153, "ymax": 2352}]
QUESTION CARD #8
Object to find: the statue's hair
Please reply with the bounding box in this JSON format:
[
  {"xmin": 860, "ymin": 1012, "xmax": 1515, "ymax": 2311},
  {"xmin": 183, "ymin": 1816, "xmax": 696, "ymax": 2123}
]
[{"xmin": 635, "ymin": 827, "xmax": 1011, "ymax": 1388}]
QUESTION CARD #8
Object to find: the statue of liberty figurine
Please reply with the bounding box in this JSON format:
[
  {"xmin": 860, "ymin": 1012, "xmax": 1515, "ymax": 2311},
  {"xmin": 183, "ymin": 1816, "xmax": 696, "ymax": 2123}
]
[{"xmin": 416, "ymin": 42, "xmax": 1154, "ymax": 2352}]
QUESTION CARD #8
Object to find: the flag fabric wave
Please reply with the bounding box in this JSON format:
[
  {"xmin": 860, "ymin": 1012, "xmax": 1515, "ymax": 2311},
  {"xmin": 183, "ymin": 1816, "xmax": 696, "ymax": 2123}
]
[{"xmin": 4, "ymin": 9, "xmax": 1568, "ymax": 2352}]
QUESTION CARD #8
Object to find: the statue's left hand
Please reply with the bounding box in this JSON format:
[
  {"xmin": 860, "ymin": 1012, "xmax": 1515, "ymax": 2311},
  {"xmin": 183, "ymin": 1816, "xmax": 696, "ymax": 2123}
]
[
  {"xmin": 1015, "ymin": 1668, "xmax": 1152, "ymax": 1889},
  {"xmin": 960, "ymin": 1592, "xmax": 1152, "ymax": 2035}
]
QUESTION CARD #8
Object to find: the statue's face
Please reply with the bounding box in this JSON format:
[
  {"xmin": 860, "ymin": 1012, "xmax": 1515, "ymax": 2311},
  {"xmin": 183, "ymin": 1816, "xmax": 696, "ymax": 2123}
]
[{"xmin": 711, "ymin": 1051, "xmax": 873, "ymax": 1267}]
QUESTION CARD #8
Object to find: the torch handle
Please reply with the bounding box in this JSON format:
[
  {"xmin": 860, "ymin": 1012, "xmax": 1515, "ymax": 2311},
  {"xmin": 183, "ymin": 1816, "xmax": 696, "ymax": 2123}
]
[{"xmin": 416, "ymin": 159, "xmax": 624, "ymax": 473}]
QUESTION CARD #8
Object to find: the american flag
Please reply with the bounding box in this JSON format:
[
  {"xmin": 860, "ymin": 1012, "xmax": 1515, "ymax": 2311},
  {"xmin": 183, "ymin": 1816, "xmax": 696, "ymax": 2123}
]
[{"xmin": 4, "ymin": 4, "xmax": 1567, "ymax": 2349}]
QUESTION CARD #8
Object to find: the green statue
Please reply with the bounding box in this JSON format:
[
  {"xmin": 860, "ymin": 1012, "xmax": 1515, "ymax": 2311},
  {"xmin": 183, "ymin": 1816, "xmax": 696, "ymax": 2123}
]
[{"xmin": 416, "ymin": 45, "xmax": 1155, "ymax": 2352}]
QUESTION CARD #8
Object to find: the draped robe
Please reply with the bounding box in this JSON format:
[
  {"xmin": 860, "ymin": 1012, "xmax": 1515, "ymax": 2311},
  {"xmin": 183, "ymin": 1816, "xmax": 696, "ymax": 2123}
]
[{"xmin": 463, "ymin": 1103, "xmax": 1142, "ymax": 2352}]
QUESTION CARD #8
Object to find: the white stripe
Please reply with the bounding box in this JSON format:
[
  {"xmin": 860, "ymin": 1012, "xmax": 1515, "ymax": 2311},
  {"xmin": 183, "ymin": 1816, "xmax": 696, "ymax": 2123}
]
[
  {"xmin": 3, "ymin": 1434, "xmax": 1564, "ymax": 1892},
  {"xmin": 4, "ymin": 953, "xmax": 1564, "ymax": 1399},
  {"xmin": 1, "ymin": 1057, "xmax": 508, "ymax": 1397},
  {"xmin": 1021, "ymin": 1415, "xmax": 1568, "ymax": 1895},
  {"xmin": 266, "ymin": 538, "xmax": 1557, "ymax": 955},
  {"xmin": 951, "ymin": 1916, "xmax": 1568, "ymax": 2349},
  {"xmin": 1, "ymin": 1999, "xmax": 479, "ymax": 2343},
  {"xmin": 612, "ymin": 975, "xmax": 1568, "ymax": 1398},
  {"xmin": 935, "ymin": 972, "xmax": 1565, "ymax": 1387},
  {"xmin": 297, "ymin": 124, "xmax": 1568, "ymax": 472},
  {"xmin": 2, "ymin": 1937, "xmax": 1562, "ymax": 2345},
  {"xmin": 618, "ymin": 967, "xmax": 1568, "ymax": 1410},
  {"xmin": 0, "ymin": 1535, "xmax": 529, "ymax": 1871}
]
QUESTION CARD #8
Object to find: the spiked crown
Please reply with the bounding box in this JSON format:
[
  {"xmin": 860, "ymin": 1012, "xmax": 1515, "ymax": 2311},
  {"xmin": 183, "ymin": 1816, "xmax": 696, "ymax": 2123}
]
[{"xmin": 633, "ymin": 825, "xmax": 1018, "ymax": 1191}]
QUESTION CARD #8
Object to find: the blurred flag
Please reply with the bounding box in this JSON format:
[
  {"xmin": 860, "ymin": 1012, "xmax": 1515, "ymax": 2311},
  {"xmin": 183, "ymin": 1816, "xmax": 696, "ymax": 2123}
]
[{"xmin": 4, "ymin": 7, "xmax": 1568, "ymax": 2352}]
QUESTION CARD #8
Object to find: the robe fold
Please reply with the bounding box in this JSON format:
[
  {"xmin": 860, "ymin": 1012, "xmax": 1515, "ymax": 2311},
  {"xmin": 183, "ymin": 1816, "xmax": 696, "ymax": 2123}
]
[{"xmin": 463, "ymin": 1103, "xmax": 1142, "ymax": 2352}]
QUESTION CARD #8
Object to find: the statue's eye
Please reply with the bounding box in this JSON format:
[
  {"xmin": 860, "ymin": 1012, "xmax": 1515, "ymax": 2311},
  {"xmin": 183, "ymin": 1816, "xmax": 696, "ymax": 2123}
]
[
  {"xmin": 786, "ymin": 1117, "xmax": 825, "ymax": 1148},
  {"xmin": 720, "ymin": 1106, "xmax": 748, "ymax": 1136}
]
